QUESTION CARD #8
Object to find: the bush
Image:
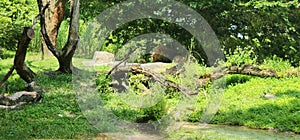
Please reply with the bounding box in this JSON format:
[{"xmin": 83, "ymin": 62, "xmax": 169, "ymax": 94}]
[
  {"xmin": 0, "ymin": 0, "xmax": 37, "ymax": 50},
  {"xmin": 225, "ymin": 46, "xmax": 257, "ymax": 66},
  {"xmin": 260, "ymin": 55, "xmax": 292, "ymax": 72}
]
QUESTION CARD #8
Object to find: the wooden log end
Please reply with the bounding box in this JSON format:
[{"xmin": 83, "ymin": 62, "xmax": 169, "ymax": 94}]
[{"xmin": 26, "ymin": 28, "xmax": 35, "ymax": 39}]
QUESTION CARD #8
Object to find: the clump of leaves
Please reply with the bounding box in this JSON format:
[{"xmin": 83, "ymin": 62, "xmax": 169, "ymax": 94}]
[
  {"xmin": 260, "ymin": 55, "xmax": 291, "ymax": 72},
  {"xmin": 225, "ymin": 46, "xmax": 257, "ymax": 67},
  {"xmin": 96, "ymin": 74, "xmax": 113, "ymax": 94}
]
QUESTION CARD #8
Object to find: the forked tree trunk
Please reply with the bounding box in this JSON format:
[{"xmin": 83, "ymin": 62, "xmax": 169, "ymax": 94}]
[
  {"xmin": 37, "ymin": 0, "xmax": 79, "ymax": 73},
  {"xmin": 41, "ymin": 0, "xmax": 67, "ymax": 57}
]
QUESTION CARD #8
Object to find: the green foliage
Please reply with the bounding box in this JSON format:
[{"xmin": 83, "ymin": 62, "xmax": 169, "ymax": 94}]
[
  {"xmin": 28, "ymin": 25, "xmax": 42, "ymax": 52},
  {"xmin": 260, "ymin": 55, "xmax": 292, "ymax": 73},
  {"xmin": 100, "ymin": 74, "xmax": 170, "ymax": 123},
  {"xmin": 95, "ymin": 74, "xmax": 113, "ymax": 94},
  {"xmin": 225, "ymin": 74, "xmax": 251, "ymax": 87},
  {"xmin": 203, "ymin": 0, "xmax": 300, "ymax": 65},
  {"xmin": 225, "ymin": 46, "xmax": 257, "ymax": 66},
  {"xmin": 0, "ymin": 0, "xmax": 37, "ymax": 50},
  {"xmin": 0, "ymin": 49, "xmax": 15, "ymax": 60},
  {"xmin": 179, "ymin": 62, "xmax": 206, "ymax": 90},
  {"xmin": 78, "ymin": 0, "xmax": 300, "ymax": 66},
  {"xmin": 56, "ymin": 20, "xmax": 69, "ymax": 49}
]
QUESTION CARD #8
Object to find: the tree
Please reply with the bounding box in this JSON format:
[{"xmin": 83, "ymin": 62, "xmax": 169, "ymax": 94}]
[
  {"xmin": 37, "ymin": 0, "xmax": 80, "ymax": 73},
  {"xmin": 40, "ymin": 0, "xmax": 67, "ymax": 57}
]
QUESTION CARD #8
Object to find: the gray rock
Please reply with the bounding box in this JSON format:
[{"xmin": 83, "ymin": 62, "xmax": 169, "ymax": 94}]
[
  {"xmin": 263, "ymin": 93, "xmax": 276, "ymax": 99},
  {"xmin": 93, "ymin": 51, "xmax": 115, "ymax": 64}
]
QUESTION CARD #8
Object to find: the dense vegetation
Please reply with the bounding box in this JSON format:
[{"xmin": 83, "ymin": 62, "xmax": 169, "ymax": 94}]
[
  {"xmin": 1, "ymin": 0, "xmax": 299, "ymax": 65},
  {"xmin": 1, "ymin": 51, "xmax": 299, "ymax": 139},
  {"xmin": 0, "ymin": 0, "xmax": 299, "ymax": 139}
]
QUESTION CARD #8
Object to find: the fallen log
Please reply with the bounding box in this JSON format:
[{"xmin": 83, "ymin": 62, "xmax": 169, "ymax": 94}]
[
  {"xmin": 197, "ymin": 64, "xmax": 279, "ymax": 87},
  {"xmin": 227, "ymin": 64, "xmax": 277, "ymax": 78},
  {"xmin": 0, "ymin": 91, "xmax": 42, "ymax": 110},
  {"xmin": 108, "ymin": 61, "xmax": 291, "ymax": 99},
  {"xmin": 130, "ymin": 65, "xmax": 198, "ymax": 99}
]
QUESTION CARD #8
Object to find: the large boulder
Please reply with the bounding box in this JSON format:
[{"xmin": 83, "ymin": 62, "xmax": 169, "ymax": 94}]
[{"xmin": 93, "ymin": 51, "xmax": 115, "ymax": 64}]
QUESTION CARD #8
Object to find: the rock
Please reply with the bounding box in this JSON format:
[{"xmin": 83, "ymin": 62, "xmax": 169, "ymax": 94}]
[
  {"xmin": 263, "ymin": 93, "xmax": 275, "ymax": 99},
  {"xmin": 151, "ymin": 45, "xmax": 187, "ymax": 63},
  {"xmin": 141, "ymin": 62, "xmax": 172, "ymax": 73},
  {"xmin": 93, "ymin": 51, "xmax": 115, "ymax": 64}
]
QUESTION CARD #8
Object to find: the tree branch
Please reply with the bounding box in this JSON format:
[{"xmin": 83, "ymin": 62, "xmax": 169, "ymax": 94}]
[
  {"xmin": 0, "ymin": 66, "xmax": 15, "ymax": 89},
  {"xmin": 130, "ymin": 65, "xmax": 194, "ymax": 99},
  {"xmin": 106, "ymin": 47, "xmax": 139, "ymax": 78},
  {"xmin": 62, "ymin": 0, "xmax": 80, "ymax": 55}
]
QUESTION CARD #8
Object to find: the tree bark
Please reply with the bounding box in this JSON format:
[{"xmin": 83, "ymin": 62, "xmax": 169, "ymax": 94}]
[
  {"xmin": 37, "ymin": 0, "xmax": 79, "ymax": 73},
  {"xmin": 14, "ymin": 27, "xmax": 36, "ymax": 90},
  {"xmin": 41, "ymin": 0, "xmax": 67, "ymax": 57}
]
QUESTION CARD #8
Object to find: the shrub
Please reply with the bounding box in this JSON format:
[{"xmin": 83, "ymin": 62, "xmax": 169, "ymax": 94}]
[
  {"xmin": 225, "ymin": 46, "xmax": 257, "ymax": 66},
  {"xmin": 0, "ymin": 0, "xmax": 37, "ymax": 50},
  {"xmin": 260, "ymin": 55, "xmax": 292, "ymax": 72}
]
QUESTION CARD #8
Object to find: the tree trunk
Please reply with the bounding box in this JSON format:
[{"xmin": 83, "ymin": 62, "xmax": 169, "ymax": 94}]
[
  {"xmin": 14, "ymin": 27, "xmax": 36, "ymax": 89},
  {"xmin": 41, "ymin": 0, "xmax": 67, "ymax": 57},
  {"xmin": 37, "ymin": 0, "xmax": 79, "ymax": 73}
]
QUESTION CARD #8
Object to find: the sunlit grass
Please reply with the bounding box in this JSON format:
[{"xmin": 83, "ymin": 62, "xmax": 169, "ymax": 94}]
[
  {"xmin": 1, "ymin": 52, "xmax": 300, "ymax": 139},
  {"xmin": 190, "ymin": 75, "xmax": 300, "ymax": 133}
]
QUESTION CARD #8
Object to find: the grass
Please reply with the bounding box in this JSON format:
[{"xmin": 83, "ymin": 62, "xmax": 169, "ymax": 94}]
[
  {"xmin": 0, "ymin": 52, "xmax": 99, "ymax": 139},
  {"xmin": 189, "ymin": 75, "xmax": 300, "ymax": 133},
  {"xmin": 1, "ymin": 51, "xmax": 300, "ymax": 139}
]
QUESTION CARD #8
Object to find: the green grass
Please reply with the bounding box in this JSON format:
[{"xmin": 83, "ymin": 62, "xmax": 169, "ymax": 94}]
[
  {"xmin": 0, "ymin": 53, "xmax": 99, "ymax": 139},
  {"xmin": 190, "ymin": 75, "xmax": 300, "ymax": 133},
  {"xmin": 1, "ymin": 52, "xmax": 300, "ymax": 139}
]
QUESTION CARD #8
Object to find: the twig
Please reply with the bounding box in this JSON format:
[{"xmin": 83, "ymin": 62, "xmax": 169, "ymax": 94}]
[
  {"xmin": 0, "ymin": 66, "xmax": 15, "ymax": 89},
  {"xmin": 0, "ymin": 102, "xmax": 26, "ymax": 110},
  {"xmin": 106, "ymin": 47, "xmax": 139, "ymax": 78},
  {"xmin": 32, "ymin": 1, "xmax": 50, "ymax": 30}
]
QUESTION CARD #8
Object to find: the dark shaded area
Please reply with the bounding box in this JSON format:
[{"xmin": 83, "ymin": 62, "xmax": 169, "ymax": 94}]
[{"xmin": 225, "ymin": 74, "xmax": 252, "ymax": 87}]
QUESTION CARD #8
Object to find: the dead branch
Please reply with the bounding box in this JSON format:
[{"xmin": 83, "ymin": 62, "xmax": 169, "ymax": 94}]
[
  {"xmin": 14, "ymin": 27, "xmax": 36, "ymax": 89},
  {"xmin": 0, "ymin": 66, "xmax": 15, "ymax": 88},
  {"xmin": 0, "ymin": 91, "xmax": 42, "ymax": 110},
  {"xmin": 0, "ymin": 2, "xmax": 50, "ymax": 89},
  {"xmin": 130, "ymin": 65, "xmax": 196, "ymax": 99},
  {"xmin": 0, "ymin": 102, "xmax": 26, "ymax": 110},
  {"xmin": 106, "ymin": 47, "xmax": 139, "ymax": 78},
  {"xmin": 227, "ymin": 64, "xmax": 277, "ymax": 77},
  {"xmin": 197, "ymin": 64, "xmax": 279, "ymax": 87}
]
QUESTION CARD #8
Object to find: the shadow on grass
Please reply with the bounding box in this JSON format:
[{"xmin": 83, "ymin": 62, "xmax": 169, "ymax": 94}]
[
  {"xmin": 275, "ymin": 90, "xmax": 300, "ymax": 98},
  {"xmin": 225, "ymin": 74, "xmax": 252, "ymax": 87},
  {"xmin": 26, "ymin": 60, "xmax": 56, "ymax": 72}
]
